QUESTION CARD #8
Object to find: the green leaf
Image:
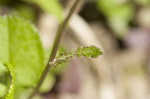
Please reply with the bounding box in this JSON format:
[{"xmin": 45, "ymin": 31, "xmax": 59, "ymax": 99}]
[
  {"xmin": 0, "ymin": 16, "xmax": 45, "ymax": 87},
  {"xmin": 24, "ymin": 0, "xmax": 63, "ymax": 20},
  {"xmin": 49, "ymin": 46, "xmax": 102, "ymax": 74},
  {"xmin": 76, "ymin": 46, "xmax": 103, "ymax": 58}
]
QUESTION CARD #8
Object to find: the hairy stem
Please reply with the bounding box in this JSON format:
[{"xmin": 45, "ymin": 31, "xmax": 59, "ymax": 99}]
[{"xmin": 28, "ymin": 0, "xmax": 82, "ymax": 98}]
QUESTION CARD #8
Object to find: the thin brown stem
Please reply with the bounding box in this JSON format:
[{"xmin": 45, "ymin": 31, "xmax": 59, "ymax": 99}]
[{"xmin": 28, "ymin": 0, "xmax": 82, "ymax": 98}]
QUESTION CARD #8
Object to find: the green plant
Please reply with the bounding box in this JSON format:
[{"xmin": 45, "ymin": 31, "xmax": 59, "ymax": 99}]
[{"xmin": 0, "ymin": 0, "xmax": 103, "ymax": 99}]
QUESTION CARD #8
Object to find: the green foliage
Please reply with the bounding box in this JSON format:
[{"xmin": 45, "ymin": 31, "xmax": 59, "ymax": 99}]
[
  {"xmin": 0, "ymin": 15, "xmax": 102, "ymax": 99},
  {"xmin": 58, "ymin": 46, "xmax": 103, "ymax": 59},
  {"xmin": 0, "ymin": 16, "xmax": 45, "ymax": 98},
  {"xmin": 50, "ymin": 46, "xmax": 103, "ymax": 69},
  {"xmin": 0, "ymin": 16, "xmax": 45, "ymax": 87},
  {"xmin": 76, "ymin": 46, "xmax": 103, "ymax": 58},
  {"xmin": 44, "ymin": 46, "xmax": 102, "ymax": 90}
]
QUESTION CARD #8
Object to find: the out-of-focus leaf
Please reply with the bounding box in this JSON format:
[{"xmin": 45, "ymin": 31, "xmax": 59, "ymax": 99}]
[
  {"xmin": 0, "ymin": 16, "xmax": 45, "ymax": 87},
  {"xmin": 24, "ymin": 0, "xmax": 63, "ymax": 20},
  {"xmin": 97, "ymin": 0, "xmax": 134, "ymax": 38}
]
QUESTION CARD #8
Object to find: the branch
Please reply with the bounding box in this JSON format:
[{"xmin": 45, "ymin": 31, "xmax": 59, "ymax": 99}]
[{"xmin": 28, "ymin": 0, "xmax": 82, "ymax": 98}]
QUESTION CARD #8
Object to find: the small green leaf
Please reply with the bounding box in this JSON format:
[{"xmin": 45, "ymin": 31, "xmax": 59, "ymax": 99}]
[
  {"xmin": 49, "ymin": 46, "xmax": 102, "ymax": 74},
  {"xmin": 76, "ymin": 46, "xmax": 103, "ymax": 58}
]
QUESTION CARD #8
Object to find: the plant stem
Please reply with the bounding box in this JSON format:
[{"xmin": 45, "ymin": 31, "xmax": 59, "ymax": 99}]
[{"xmin": 28, "ymin": 0, "xmax": 82, "ymax": 98}]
